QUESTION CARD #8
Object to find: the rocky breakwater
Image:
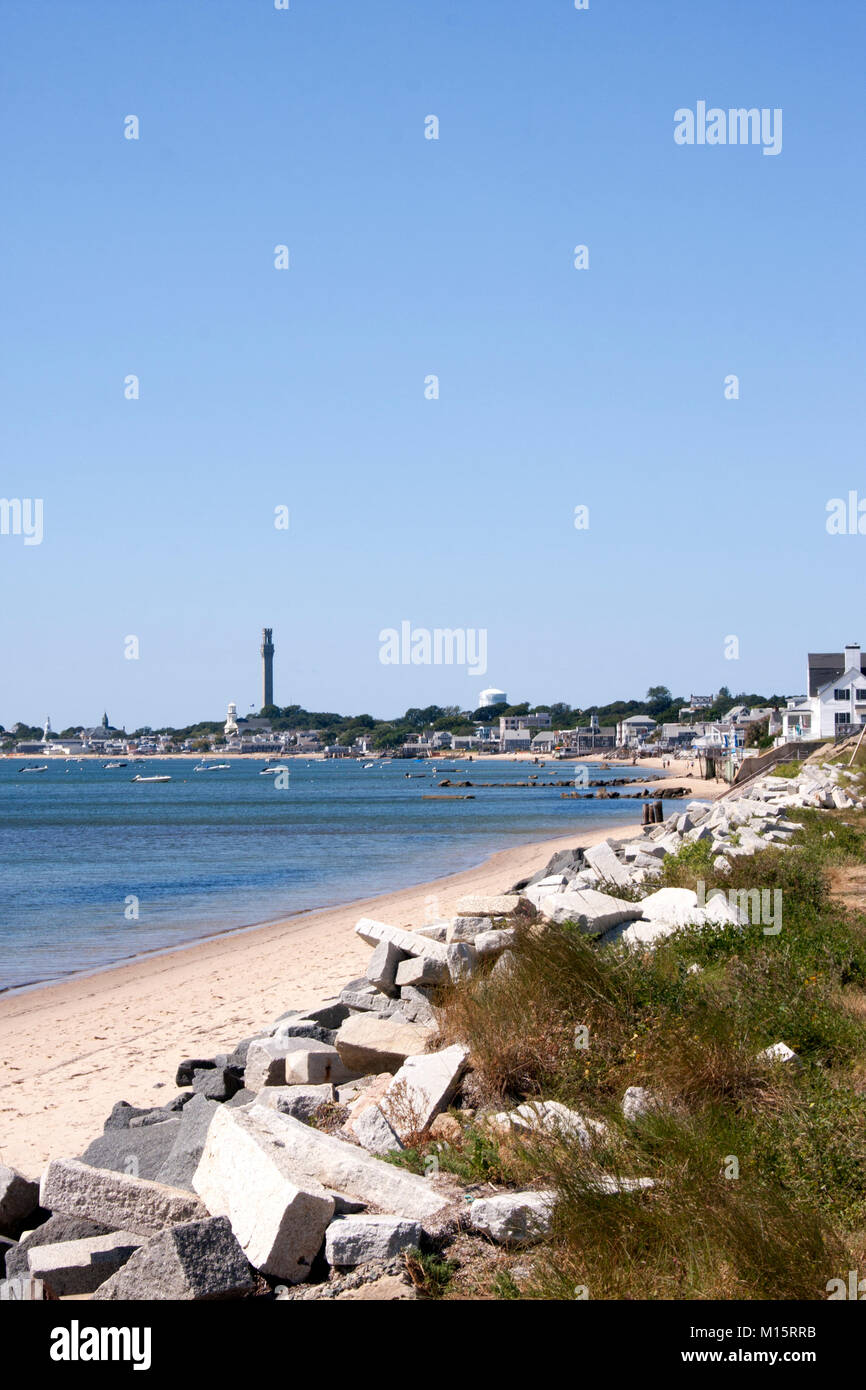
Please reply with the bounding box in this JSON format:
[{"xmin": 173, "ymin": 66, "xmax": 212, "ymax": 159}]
[
  {"xmin": 2, "ymin": 893, "xmax": 553, "ymax": 1300},
  {"xmin": 2, "ymin": 762, "xmax": 856, "ymax": 1301}
]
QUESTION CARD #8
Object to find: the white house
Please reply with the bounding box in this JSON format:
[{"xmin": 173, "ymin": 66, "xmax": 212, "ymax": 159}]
[
  {"xmin": 781, "ymin": 644, "xmax": 866, "ymax": 742},
  {"xmin": 616, "ymin": 715, "xmax": 657, "ymax": 746}
]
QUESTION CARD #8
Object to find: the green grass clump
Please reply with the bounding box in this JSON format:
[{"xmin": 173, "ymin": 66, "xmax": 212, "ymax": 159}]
[{"xmin": 434, "ymin": 817, "xmax": 866, "ymax": 1300}]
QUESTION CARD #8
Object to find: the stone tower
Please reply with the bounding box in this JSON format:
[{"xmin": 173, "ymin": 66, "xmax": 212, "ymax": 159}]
[{"xmin": 261, "ymin": 628, "xmax": 275, "ymax": 710}]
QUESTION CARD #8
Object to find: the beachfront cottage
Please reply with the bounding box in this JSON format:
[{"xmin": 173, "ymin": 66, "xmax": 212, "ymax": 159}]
[
  {"xmin": 780, "ymin": 644, "xmax": 866, "ymax": 743},
  {"xmin": 616, "ymin": 715, "xmax": 658, "ymax": 747}
]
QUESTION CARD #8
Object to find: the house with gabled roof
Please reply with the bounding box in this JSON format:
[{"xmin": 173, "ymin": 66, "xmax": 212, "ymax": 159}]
[{"xmin": 780, "ymin": 644, "xmax": 866, "ymax": 741}]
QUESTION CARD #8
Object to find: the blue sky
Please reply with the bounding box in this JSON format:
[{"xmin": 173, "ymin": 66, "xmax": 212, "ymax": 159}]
[{"xmin": 1, "ymin": 0, "xmax": 864, "ymax": 728}]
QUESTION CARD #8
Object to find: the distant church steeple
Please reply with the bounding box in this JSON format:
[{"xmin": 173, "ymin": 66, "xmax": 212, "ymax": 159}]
[{"xmin": 102, "ymin": 712, "xmax": 109, "ymax": 730}]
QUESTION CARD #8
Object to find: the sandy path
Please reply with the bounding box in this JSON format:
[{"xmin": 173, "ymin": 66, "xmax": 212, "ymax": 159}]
[{"xmin": 0, "ymin": 783, "xmax": 719, "ymax": 1176}]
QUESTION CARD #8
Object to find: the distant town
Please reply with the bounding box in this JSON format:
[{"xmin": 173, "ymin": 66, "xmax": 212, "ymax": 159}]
[{"xmin": 5, "ymin": 632, "xmax": 865, "ymax": 769}]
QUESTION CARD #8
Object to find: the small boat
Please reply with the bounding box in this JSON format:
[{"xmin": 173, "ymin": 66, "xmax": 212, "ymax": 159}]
[
  {"xmin": 103, "ymin": 761, "xmax": 128, "ymax": 769},
  {"xmin": 259, "ymin": 766, "xmax": 288, "ymax": 775},
  {"xmin": 363, "ymin": 762, "xmax": 374, "ymax": 769},
  {"xmin": 132, "ymin": 774, "xmax": 171, "ymax": 783},
  {"xmin": 20, "ymin": 764, "xmax": 48, "ymax": 773},
  {"xmin": 194, "ymin": 762, "xmax": 230, "ymax": 772}
]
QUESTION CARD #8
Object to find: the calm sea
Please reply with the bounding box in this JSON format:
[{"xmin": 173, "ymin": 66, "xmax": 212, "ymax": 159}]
[{"xmin": 0, "ymin": 757, "xmax": 675, "ymax": 992}]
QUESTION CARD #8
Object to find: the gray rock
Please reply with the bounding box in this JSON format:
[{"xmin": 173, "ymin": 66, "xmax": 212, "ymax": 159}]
[
  {"xmin": 27, "ymin": 1230, "xmax": 142, "ymax": 1296},
  {"xmin": 4, "ymin": 1214, "xmax": 113, "ymax": 1280},
  {"xmin": 253, "ymin": 1084, "xmax": 335, "ymax": 1123},
  {"xmin": 325, "ymin": 1215, "xmax": 421, "ymax": 1267},
  {"xmin": 156, "ymin": 1095, "xmax": 220, "ymax": 1192},
  {"xmin": 225, "ymin": 1087, "xmax": 257, "ymax": 1109},
  {"xmin": 398, "ymin": 986, "xmax": 436, "ymax": 1025},
  {"xmin": 341, "ymin": 984, "xmax": 407, "ymax": 1017},
  {"xmin": 274, "ymin": 1000, "xmax": 350, "ymax": 1030},
  {"xmin": 176, "ymin": 1058, "xmax": 218, "ymax": 1087},
  {"xmin": 245, "ymin": 1037, "xmax": 356, "ymax": 1091},
  {"xmin": 515, "ymin": 848, "xmax": 584, "ymax": 892},
  {"xmin": 0, "ymin": 1165, "xmax": 40, "ymax": 1236},
  {"xmin": 269, "ymin": 1019, "xmax": 335, "ymax": 1045},
  {"xmin": 474, "ymin": 928, "xmax": 515, "ymax": 957},
  {"xmin": 80, "ymin": 1117, "xmax": 182, "ymax": 1181},
  {"xmin": 93, "ymin": 1216, "xmax": 255, "ymax": 1301},
  {"xmin": 351, "ymin": 1104, "xmax": 404, "ymax": 1156},
  {"xmin": 192, "ymin": 1067, "xmax": 243, "ymax": 1102},
  {"xmin": 395, "ymin": 955, "xmax": 447, "ymax": 988},
  {"xmin": 104, "ymin": 1100, "xmax": 168, "ymax": 1131},
  {"xmin": 365, "ymin": 938, "xmax": 405, "ymax": 995},
  {"xmin": 446, "ymin": 916, "xmax": 488, "ymax": 943},
  {"xmin": 490, "ymin": 949, "xmax": 517, "ymax": 978},
  {"xmin": 446, "ymin": 941, "xmax": 477, "ymax": 981}
]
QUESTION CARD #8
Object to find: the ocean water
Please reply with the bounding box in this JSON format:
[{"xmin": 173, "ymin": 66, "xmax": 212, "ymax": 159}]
[{"xmin": 0, "ymin": 757, "xmax": 677, "ymax": 991}]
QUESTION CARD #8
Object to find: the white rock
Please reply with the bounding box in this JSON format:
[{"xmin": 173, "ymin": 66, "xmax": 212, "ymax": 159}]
[
  {"xmin": 380, "ymin": 1045, "xmax": 470, "ymax": 1142},
  {"xmin": 454, "ymin": 894, "xmax": 520, "ymax": 916},
  {"xmin": 621, "ymin": 1086, "xmax": 661, "ymax": 1123},
  {"xmin": 192, "ymin": 1104, "xmax": 335, "ymax": 1281},
  {"xmin": 532, "ymin": 888, "xmax": 643, "ymax": 932},
  {"xmin": 474, "ymin": 928, "xmax": 515, "ymax": 957},
  {"xmin": 446, "ymin": 916, "xmax": 488, "ymax": 943},
  {"xmin": 756, "ymin": 1041, "xmax": 804, "ymax": 1071},
  {"xmin": 211, "ymin": 1106, "xmax": 451, "ymax": 1224},
  {"xmin": 469, "ymin": 1191, "xmax": 555, "ymax": 1245},
  {"xmin": 354, "ymin": 917, "xmax": 448, "ymax": 963},
  {"xmin": 351, "ymin": 1104, "xmax": 404, "ymax": 1156},
  {"xmin": 583, "ymin": 840, "xmax": 632, "ymax": 888},
  {"xmin": 325, "ymin": 1214, "xmax": 422, "ymax": 1266}
]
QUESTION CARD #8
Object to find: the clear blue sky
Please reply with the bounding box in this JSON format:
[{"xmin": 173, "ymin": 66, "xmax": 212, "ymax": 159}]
[{"xmin": 2, "ymin": 0, "xmax": 864, "ymax": 729}]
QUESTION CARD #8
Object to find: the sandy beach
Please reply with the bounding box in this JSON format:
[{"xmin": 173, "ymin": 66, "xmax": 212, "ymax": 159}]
[{"xmin": 0, "ymin": 767, "xmax": 722, "ymax": 1178}]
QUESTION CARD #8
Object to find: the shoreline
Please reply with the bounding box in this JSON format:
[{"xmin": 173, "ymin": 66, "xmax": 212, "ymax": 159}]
[{"xmin": 0, "ymin": 768, "xmax": 721, "ymax": 1175}]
